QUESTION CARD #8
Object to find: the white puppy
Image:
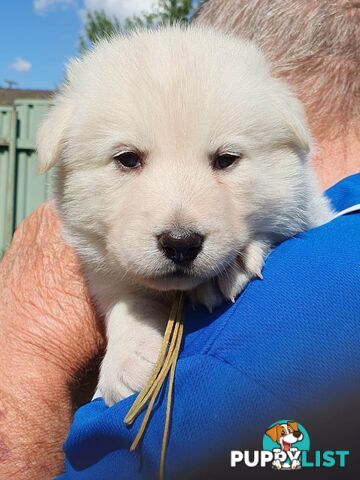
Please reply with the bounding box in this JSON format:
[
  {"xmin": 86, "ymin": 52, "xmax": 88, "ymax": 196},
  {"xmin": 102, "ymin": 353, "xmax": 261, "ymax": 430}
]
[{"xmin": 37, "ymin": 25, "xmax": 332, "ymax": 405}]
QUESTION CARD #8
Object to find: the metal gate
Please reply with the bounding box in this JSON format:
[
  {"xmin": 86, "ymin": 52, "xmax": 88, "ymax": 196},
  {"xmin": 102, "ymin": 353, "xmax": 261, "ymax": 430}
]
[{"xmin": 0, "ymin": 99, "xmax": 51, "ymax": 258}]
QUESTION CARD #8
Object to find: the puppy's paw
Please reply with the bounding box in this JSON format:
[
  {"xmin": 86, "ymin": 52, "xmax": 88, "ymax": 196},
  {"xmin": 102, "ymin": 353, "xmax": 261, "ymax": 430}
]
[
  {"xmin": 291, "ymin": 459, "xmax": 301, "ymax": 470},
  {"xmin": 98, "ymin": 330, "xmax": 163, "ymax": 406},
  {"xmin": 218, "ymin": 240, "xmax": 269, "ymax": 302},
  {"xmin": 189, "ymin": 279, "xmax": 224, "ymax": 312}
]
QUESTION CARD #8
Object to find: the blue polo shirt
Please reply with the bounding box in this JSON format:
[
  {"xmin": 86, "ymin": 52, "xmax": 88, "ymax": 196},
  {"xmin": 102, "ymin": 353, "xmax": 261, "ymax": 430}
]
[{"xmin": 58, "ymin": 174, "xmax": 360, "ymax": 479}]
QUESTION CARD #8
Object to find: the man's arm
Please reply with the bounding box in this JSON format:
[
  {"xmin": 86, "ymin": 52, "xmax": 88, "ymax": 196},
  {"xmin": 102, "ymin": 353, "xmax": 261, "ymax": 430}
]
[{"xmin": 0, "ymin": 203, "xmax": 104, "ymax": 479}]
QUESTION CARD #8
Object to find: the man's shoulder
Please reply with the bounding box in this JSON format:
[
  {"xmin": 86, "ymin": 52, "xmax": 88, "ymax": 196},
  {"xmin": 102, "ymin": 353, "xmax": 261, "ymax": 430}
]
[
  {"xmin": 184, "ymin": 174, "xmax": 360, "ymax": 361},
  {"xmin": 326, "ymin": 173, "xmax": 360, "ymax": 211}
]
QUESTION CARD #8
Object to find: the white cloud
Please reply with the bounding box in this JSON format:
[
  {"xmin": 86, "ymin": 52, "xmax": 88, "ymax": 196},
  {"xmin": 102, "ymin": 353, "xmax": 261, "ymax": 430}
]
[
  {"xmin": 83, "ymin": 0, "xmax": 154, "ymax": 20},
  {"xmin": 10, "ymin": 57, "xmax": 32, "ymax": 73},
  {"xmin": 34, "ymin": 0, "xmax": 155, "ymax": 21},
  {"xmin": 33, "ymin": 0, "xmax": 74, "ymax": 14}
]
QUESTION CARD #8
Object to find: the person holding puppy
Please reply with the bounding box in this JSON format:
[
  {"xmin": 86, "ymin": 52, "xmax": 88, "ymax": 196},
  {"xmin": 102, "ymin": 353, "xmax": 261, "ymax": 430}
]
[{"xmin": 0, "ymin": 1, "xmax": 359, "ymax": 479}]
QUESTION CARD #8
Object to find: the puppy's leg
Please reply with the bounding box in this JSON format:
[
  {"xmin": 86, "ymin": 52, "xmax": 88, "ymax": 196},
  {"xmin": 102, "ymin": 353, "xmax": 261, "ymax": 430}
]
[
  {"xmin": 98, "ymin": 294, "xmax": 169, "ymax": 406},
  {"xmin": 218, "ymin": 239, "xmax": 270, "ymax": 302},
  {"xmin": 189, "ymin": 279, "xmax": 224, "ymax": 312}
]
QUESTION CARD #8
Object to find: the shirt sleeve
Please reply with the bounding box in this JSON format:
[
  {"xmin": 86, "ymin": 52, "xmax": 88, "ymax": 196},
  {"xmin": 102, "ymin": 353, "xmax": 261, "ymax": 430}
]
[{"xmin": 58, "ymin": 353, "xmax": 290, "ymax": 479}]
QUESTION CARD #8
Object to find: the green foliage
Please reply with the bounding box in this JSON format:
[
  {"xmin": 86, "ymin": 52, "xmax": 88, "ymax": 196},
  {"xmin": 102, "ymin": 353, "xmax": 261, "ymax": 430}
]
[
  {"xmin": 79, "ymin": 0, "xmax": 197, "ymax": 52},
  {"xmin": 79, "ymin": 10, "xmax": 121, "ymax": 53},
  {"xmin": 126, "ymin": 0, "xmax": 194, "ymax": 29}
]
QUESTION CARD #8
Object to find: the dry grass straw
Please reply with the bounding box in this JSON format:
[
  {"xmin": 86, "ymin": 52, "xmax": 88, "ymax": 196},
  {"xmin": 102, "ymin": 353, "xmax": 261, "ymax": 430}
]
[{"xmin": 124, "ymin": 292, "xmax": 185, "ymax": 480}]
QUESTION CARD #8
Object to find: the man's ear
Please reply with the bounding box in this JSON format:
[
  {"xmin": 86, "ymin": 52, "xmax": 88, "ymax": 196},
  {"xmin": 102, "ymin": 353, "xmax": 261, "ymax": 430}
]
[
  {"xmin": 265, "ymin": 424, "xmax": 280, "ymax": 443},
  {"xmin": 36, "ymin": 99, "xmax": 72, "ymax": 174}
]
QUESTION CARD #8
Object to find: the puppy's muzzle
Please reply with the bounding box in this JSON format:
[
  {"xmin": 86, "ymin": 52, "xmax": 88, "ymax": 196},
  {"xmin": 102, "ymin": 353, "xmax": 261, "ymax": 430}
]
[{"xmin": 158, "ymin": 229, "xmax": 203, "ymax": 265}]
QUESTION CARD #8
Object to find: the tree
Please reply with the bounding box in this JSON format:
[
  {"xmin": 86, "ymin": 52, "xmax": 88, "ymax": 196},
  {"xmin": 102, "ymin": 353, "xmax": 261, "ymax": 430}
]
[
  {"xmin": 79, "ymin": 0, "xmax": 198, "ymax": 52},
  {"xmin": 79, "ymin": 10, "xmax": 121, "ymax": 53}
]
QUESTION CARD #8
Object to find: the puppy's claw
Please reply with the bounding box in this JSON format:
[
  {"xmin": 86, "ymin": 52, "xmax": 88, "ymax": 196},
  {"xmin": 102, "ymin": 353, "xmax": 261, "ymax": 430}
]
[
  {"xmin": 245, "ymin": 240, "xmax": 269, "ymax": 279},
  {"xmin": 218, "ymin": 270, "xmax": 250, "ymax": 301},
  {"xmin": 190, "ymin": 280, "xmax": 224, "ymax": 312},
  {"xmin": 191, "ymin": 241, "xmax": 269, "ymax": 310},
  {"xmin": 218, "ymin": 239, "xmax": 270, "ymax": 301}
]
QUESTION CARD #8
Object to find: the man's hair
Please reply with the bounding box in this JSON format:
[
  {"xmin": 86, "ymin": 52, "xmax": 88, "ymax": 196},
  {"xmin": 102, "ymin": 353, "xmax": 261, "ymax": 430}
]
[{"xmin": 195, "ymin": 0, "xmax": 360, "ymax": 140}]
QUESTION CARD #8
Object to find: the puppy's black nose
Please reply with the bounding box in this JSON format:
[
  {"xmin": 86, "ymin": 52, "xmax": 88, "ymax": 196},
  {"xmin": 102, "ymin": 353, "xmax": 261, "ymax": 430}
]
[
  {"xmin": 293, "ymin": 431, "xmax": 302, "ymax": 438},
  {"xmin": 158, "ymin": 230, "xmax": 203, "ymax": 264}
]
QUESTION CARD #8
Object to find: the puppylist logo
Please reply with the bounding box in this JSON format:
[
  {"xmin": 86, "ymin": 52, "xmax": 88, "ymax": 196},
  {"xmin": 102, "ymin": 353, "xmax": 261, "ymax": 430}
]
[
  {"xmin": 263, "ymin": 420, "xmax": 309, "ymax": 470},
  {"xmin": 231, "ymin": 420, "xmax": 350, "ymax": 470}
]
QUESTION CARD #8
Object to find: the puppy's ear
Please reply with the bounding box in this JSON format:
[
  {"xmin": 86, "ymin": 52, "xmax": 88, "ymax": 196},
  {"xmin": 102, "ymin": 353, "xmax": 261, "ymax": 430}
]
[
  {"xmin": 288, "ymin": 421, "xmax": 298, "ymax": 432},
  {"xmin": 36, "ymin": 99, "xmax": 72, "ymax": 174},
  {"xmin": 284, "ymin": 98, "xmax": 311, "ymax": 155},
  {"xmin": 265, "ymin": 425, "xmax": 280, "ymax": 443},
  {"xmin": 272, "ymin": 80, "xmax": 312, "ymax": 156}
]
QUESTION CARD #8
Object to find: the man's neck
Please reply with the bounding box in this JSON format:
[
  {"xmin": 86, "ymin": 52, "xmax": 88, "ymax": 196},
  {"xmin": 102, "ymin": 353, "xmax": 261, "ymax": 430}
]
[{"xmin": 311, "ymin": 129, "xmax": 360, "ymax": 190}]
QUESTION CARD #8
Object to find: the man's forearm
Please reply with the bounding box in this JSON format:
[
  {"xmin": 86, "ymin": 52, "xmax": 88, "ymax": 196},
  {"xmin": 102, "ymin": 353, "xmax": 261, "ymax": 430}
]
[
  {"xmin": 0, "ymin": 349, "xmax": 72, "ymax": 479},
  {"xmin": 0, "ymin": 203, "xmax": 104, "ymax": 479}
]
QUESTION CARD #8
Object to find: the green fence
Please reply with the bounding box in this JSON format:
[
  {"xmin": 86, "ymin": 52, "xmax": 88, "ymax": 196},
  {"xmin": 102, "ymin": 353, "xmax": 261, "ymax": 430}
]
[{"xmin": 0, "ymin": 99, "xmax": 51, "ymax": 258}]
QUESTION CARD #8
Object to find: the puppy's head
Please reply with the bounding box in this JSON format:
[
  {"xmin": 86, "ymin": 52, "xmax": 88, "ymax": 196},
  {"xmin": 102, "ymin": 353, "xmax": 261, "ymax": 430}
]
[
  {"xmin": 266, "ymin": 422, "xmax": 304, "ymax": 450},
  {"xmin": 37, "ymin": 26, "xmax": 311, "ymax": 292}
]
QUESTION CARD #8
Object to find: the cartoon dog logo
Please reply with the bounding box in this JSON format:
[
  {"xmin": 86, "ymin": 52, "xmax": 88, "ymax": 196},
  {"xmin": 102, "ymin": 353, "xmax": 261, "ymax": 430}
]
[{"xmin": 265, "ymin": 421, "xmax": 304, "ymax": 470}]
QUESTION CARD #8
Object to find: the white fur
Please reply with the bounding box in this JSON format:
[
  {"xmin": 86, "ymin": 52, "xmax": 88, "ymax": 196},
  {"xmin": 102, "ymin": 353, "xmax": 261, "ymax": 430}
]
[{"xmin": 37, "ymin": 25, "xmax": 332, "ymax": 405}]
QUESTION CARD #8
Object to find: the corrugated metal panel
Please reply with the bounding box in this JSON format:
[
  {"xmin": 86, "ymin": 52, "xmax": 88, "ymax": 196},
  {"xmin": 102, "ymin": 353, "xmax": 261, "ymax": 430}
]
[
  {"xmin": 0, "ymin": 145, "xmax": 10, "ymax": 256},
  {"xmin": 16, "ymin": 100, "xmax": 50, "ymax": 148},
  {"xmin": 0, "ymin": 106, "xmax": 15, "ymax": 259},
  {"xmin": 15, "ymin": 149, "xmax": 52, "ymax": 228},
  {"xmin": 0, "ymin": 99, "xmax": 51, "ymax": 258},
  {"xmin": 14, "ymin": 100, "xmax": 52, "ymax": 228}
]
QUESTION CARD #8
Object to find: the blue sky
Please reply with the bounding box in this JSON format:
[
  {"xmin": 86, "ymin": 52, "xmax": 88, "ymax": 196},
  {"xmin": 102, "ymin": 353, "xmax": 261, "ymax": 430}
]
[{"xmin": 0, "ymin": 0, "xmax": 158, "ymax": 90}]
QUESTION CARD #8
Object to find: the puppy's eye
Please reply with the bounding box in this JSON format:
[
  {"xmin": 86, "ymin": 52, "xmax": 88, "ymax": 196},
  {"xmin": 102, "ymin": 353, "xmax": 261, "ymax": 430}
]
[
  {"xmin": 213, "ymin": 153, "xmax": 241, "ymax": 170},
  {"xmin": 113, "ymin": 151, "xmax": 141, "ymax": 169}
]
